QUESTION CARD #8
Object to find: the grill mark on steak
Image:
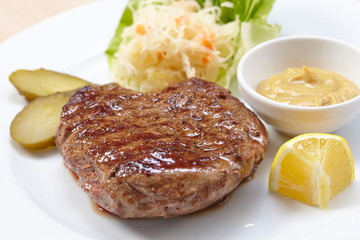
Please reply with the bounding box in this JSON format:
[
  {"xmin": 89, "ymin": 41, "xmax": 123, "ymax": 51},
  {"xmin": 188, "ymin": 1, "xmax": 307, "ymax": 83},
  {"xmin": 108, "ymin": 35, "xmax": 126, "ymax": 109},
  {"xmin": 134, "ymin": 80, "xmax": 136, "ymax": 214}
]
[{"xmin": 56, "ymin": 78, "xmax": 268, "ymax": 218}]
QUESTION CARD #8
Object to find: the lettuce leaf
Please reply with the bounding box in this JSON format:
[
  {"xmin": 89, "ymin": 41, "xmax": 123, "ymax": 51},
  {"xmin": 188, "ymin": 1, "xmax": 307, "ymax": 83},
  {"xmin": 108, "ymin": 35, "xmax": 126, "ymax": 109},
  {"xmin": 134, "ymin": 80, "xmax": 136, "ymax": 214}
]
[
  {"xmin": 219, "ymin": 18, "xmax": 280, "ymax": 88},
  {"xmin": 195, "ymin": 0, "xmax": 276, "ymax": 22},
  {"xmin": 105, "ymin": 0, "xmax": 140, "ymax": 68},
  {"xmin": 105, "ymin": 0, "xmax": 280, "ymax": 88}
]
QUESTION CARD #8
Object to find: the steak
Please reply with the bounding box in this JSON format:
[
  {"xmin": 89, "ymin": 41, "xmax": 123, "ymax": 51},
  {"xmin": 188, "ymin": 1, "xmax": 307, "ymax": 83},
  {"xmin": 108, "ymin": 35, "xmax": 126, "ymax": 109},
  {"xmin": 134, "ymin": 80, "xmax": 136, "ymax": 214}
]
[{"xmin": 56, "ymin": 78, "xmax": 268, "ymax": 218}]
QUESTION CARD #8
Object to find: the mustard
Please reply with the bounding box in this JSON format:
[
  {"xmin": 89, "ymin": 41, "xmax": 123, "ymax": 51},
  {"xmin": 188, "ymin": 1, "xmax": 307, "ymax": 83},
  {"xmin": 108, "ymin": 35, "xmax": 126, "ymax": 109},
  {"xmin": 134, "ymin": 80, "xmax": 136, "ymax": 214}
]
[{"xmin": 256, "ymin": 66, "xmax": 360, "ymax": 107}]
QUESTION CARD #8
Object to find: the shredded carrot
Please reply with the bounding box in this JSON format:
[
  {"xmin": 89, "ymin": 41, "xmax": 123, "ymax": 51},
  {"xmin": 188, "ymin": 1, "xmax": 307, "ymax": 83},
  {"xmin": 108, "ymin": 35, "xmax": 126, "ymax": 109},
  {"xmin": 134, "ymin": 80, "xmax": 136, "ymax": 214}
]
[
  {"xmin": 200, "ymin": 29, "xmax": 214, "ymax": 64},
  {"xmin": 202, "ymin": 53, "xmax": 213, "ymax": 64},
  {"xmin": 136, "ymin": 25, "xmax": 146, "ymax": 35},
  {"xmin": 202, "ymin": 39, "xmax": 213, "ymax": 50},
  {"xmin": 157, "ymin": 51, "xmax": 166, "ymax": 61},
  {"xmin": 175, "ymin": 16, "xmax": 183, "ymax": 27},
  {"xmin": 199, "ymin": 27, "xmax": 215, "ymax": 50},
  {"xmin": 175, "ymin": 15, "xmax": 189, "ymax": 27},
  {"xmin": 209, "ymin": 32, "xmax": 216, "ymax": 42}
]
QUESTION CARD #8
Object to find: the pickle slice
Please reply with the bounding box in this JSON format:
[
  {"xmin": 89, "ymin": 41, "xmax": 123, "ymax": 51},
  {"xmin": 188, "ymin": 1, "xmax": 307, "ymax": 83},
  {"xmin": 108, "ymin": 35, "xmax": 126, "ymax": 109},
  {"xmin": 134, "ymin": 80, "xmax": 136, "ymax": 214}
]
[
  {"xmin": 9, "ymin": 68, "xmax": 90, "ymax": 101},
  {"xmin": 10, "ymin": 92, "xmax": 73, "ymax": 150}
]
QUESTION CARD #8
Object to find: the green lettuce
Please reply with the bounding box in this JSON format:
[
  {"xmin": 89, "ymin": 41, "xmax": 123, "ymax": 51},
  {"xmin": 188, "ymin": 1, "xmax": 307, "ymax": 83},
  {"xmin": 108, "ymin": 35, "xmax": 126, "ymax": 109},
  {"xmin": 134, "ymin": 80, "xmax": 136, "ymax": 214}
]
[{"xmin": 105, "ymin": 0, "xmax": 280, "ymax": 88}]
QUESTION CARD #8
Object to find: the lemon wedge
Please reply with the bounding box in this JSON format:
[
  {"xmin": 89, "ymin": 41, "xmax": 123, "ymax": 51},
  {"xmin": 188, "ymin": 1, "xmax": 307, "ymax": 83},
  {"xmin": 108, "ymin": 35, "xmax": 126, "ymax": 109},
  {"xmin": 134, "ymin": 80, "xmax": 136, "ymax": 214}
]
[{"xmin": 269, "ymin": 133, "xmax": 355, "ymax": 208}]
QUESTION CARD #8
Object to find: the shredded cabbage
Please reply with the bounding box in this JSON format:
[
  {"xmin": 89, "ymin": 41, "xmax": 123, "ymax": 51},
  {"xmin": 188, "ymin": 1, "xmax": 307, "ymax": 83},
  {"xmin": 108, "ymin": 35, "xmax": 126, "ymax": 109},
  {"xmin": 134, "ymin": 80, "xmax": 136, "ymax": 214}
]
[{"xmin": 107, "ymin": 0, "xmax": 280, "ymax": 92}]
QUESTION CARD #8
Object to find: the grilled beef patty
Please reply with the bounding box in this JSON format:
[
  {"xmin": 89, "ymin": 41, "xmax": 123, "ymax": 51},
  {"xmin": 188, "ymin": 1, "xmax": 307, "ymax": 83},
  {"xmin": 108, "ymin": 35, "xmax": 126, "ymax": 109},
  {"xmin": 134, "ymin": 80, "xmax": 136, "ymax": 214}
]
[{"xmin": 56, "ymin": 78, "xmax": 268, "ymax": 218}]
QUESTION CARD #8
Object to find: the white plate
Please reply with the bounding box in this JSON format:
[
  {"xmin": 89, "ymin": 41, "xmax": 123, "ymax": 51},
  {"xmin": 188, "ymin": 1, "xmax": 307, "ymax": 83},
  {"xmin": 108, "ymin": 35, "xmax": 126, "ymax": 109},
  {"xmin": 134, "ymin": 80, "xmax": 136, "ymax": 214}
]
[{"xmin": 1, "ymin": 0, "xmax": 360, "ymax": 239}]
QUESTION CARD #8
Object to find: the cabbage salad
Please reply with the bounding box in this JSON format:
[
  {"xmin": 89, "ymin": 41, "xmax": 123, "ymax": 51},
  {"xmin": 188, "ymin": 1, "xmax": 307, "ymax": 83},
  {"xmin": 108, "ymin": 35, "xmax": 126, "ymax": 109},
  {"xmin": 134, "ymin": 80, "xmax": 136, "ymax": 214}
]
[{"xmin": 106, "ymin": 0, "xmax": 280, "ymax": 91}]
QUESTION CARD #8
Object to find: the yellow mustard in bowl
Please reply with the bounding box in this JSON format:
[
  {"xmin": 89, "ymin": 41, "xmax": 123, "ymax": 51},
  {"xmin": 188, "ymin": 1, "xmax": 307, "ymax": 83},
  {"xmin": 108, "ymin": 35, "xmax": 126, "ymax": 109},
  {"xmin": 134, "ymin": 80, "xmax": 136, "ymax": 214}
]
[{"xmin": 257, "ymin": 66, "xmax": 360, "ymax": 107}]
